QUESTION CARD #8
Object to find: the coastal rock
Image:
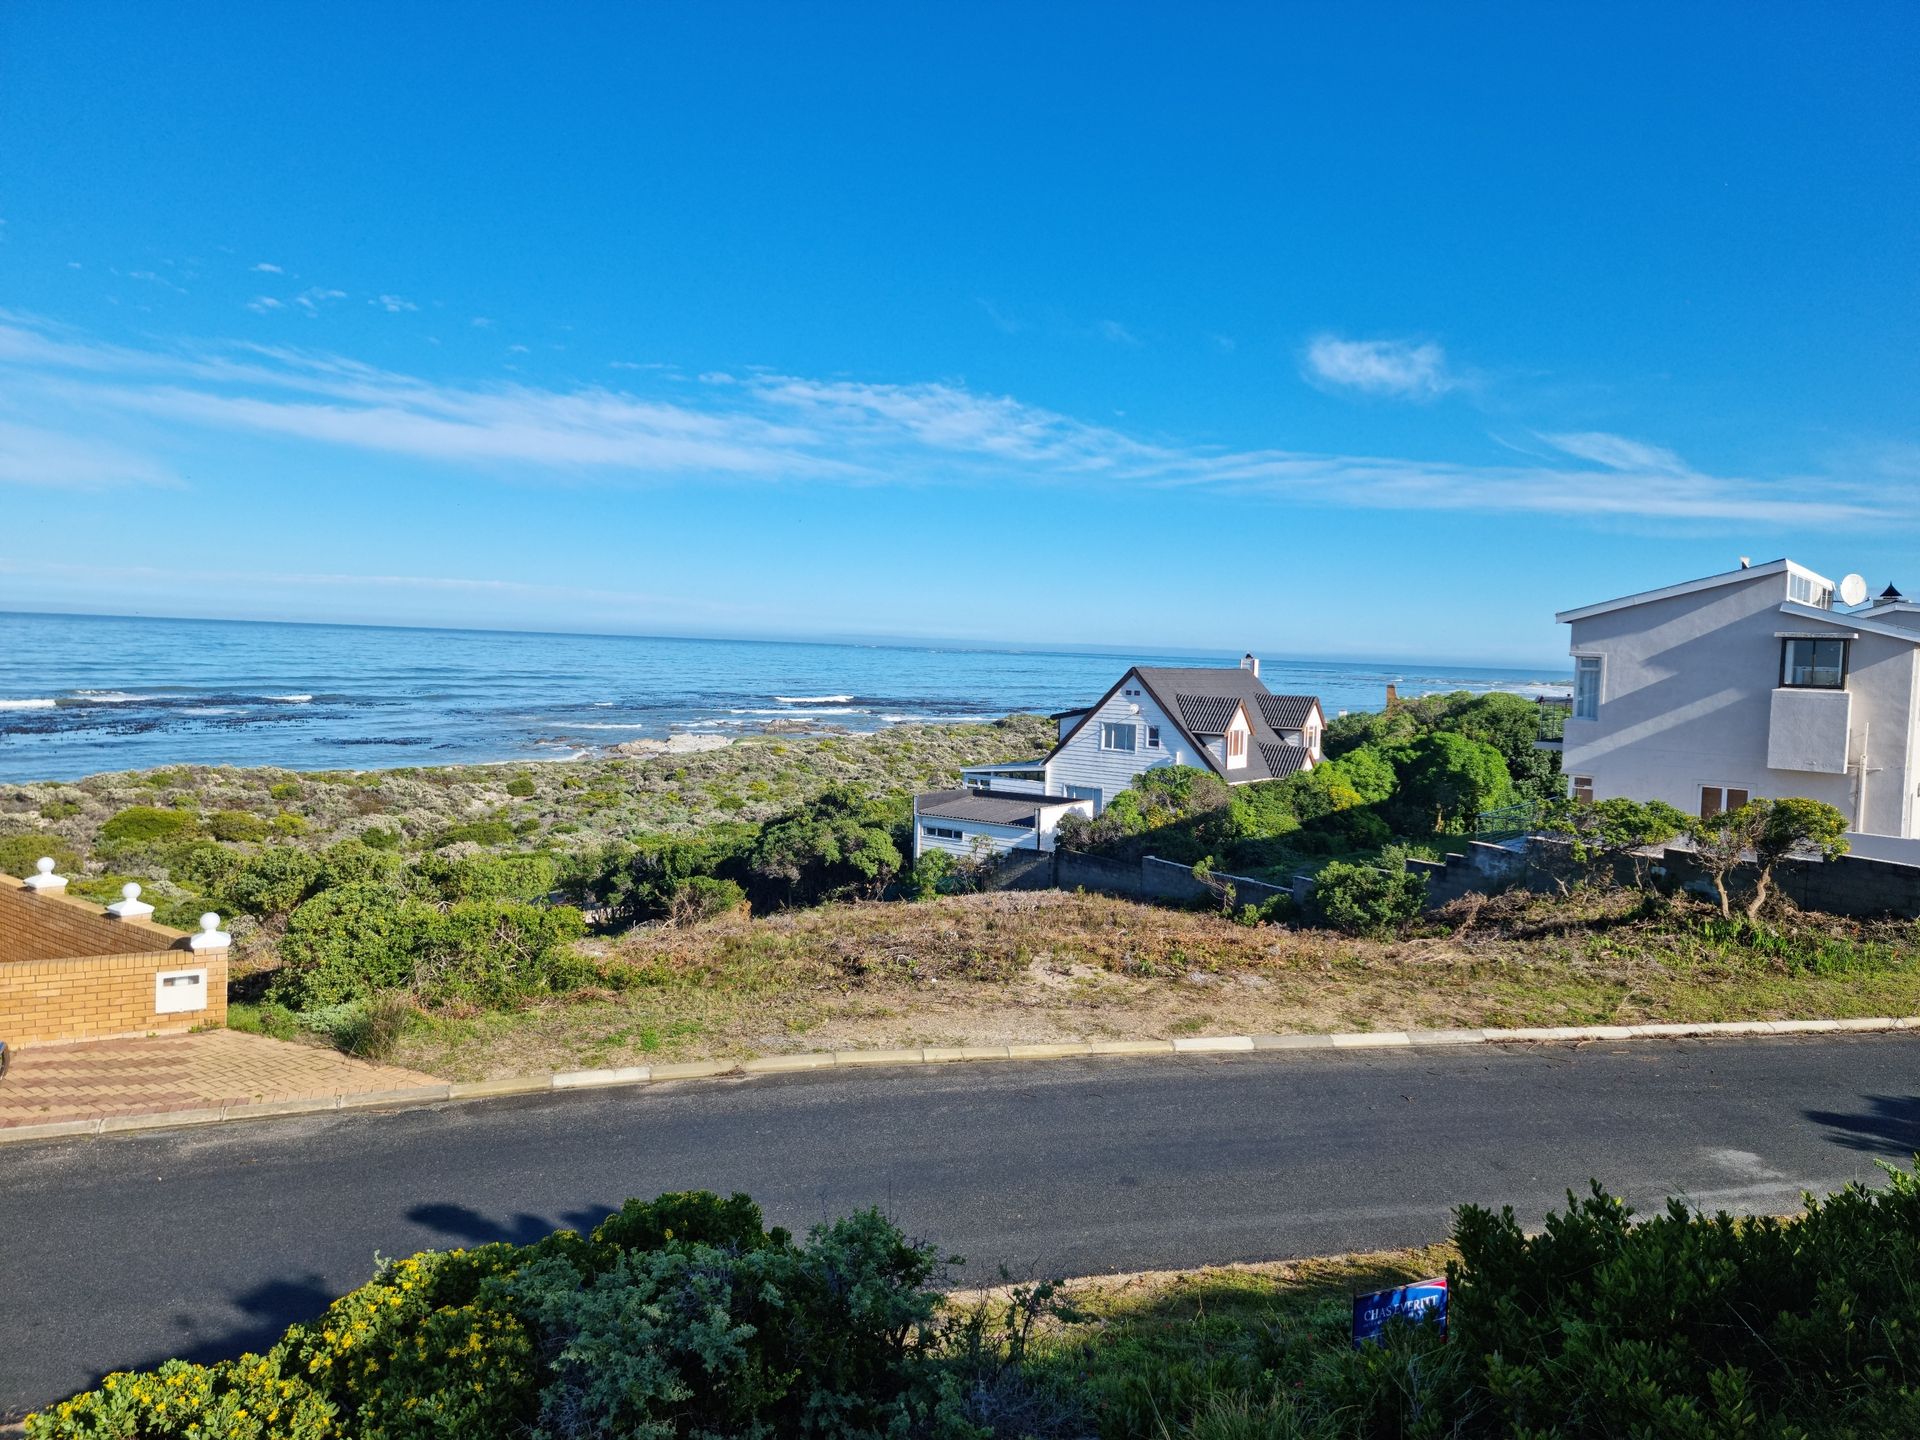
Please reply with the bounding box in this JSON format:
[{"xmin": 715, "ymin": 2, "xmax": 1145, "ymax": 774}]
[{"xmin": 606, "ymin": 733, "xmax": 734, "ymax": 758}]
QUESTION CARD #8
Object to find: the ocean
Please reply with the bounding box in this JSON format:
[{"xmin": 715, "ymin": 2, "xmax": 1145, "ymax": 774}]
[{"xmin": 0, "ymin": 612, "xmax": 1570, "ymax": 782}]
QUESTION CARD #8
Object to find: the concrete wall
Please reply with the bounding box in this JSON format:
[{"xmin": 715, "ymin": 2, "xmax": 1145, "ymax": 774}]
[
  {"xmin": 1050, "ymin": 850, "xmax": 1292, "ymax": 909},
  {"xmin": 0, "ymin": 875, "xmax": 224, "ymax": 1046},
  {"xmin": 1403, "ymin": 842, "xmax": 1535, "ymax": 908}
]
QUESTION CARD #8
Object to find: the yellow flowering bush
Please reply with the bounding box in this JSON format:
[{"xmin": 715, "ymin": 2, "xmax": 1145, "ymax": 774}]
[
  {"xmin": 24, "ymin": 1355, "xmax": 335, "ymax": 1439},
  {"xmin": 276, "ymin": 1248, "xmax": 542, "ymax": 1439}
]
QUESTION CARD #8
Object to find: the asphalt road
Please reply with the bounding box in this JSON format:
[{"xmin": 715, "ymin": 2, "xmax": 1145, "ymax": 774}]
[{"xmin": 4, "ymin": 1034, "xmax": 1917, "ymax": 1419}]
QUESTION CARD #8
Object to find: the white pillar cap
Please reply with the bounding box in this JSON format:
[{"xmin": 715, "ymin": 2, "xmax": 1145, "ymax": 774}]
[
  {"xmin": 188, "ymin": 912, "xmax": 232, "ymax": 951},
  {"xmin": 23, "ymin": 856, "xmax": 68, "ymax": 892},
  {"xmin": 106, "ymin": 881, "xmax": 155, "ymax": 920}
]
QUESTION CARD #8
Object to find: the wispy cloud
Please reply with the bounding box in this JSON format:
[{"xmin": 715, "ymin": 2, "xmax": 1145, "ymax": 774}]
[
  {"xmin": 251, "ymin": 262, "xmax": 284, "ymax": 274},
  {"xmin": 0, "ymin": 312, "xmax": 1895, "ymax": 527},
  {"xmin": 246, "ymin": 296, "xmax": 284, "ymax": 314},
  {"xmin": 1098, "ymin": 319, "xmax": 1141, "ymax": 347},
  {"xmin": 1304, "ymin": 334, "xmax": 1456, "ymax": 399},
  {"xmin": 293, "ymin": 287, "xmax": 347, "ymax": 313},
  {"xmin": 373, "ymin": 294, "xmax": 418, "ymax": 313},
  {"xmin": 0, "ymin": 419, "xmax": 177, "ymax": 490}
]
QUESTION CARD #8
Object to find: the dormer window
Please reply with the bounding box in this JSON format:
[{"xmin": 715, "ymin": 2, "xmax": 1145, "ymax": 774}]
[
  {"xmin": 1781, "ymin": 637, "xmax": 1847, "ymax": 689},
  {"xmin": 1226, "ymin": 728, "xmax": 1246, "ymax": 760}
]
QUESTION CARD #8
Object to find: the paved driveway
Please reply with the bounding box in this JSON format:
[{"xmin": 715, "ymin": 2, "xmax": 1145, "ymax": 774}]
[{"xmin": 0, "ymin": 1030, "xmax": 437, "ymax": 1129}]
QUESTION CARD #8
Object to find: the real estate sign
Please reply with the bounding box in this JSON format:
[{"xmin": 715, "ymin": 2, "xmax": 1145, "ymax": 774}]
[{"xmin": 1351, "ymin": 1277, "xmax": 1448, "ymax": 1348}]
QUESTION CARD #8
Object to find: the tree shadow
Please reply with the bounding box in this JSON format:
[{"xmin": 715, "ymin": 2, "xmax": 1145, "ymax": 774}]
[
  {"xmin": 1804, "ymin": 1094, "xmax": 1920, "ymax": 1158},
  {"xmin": 406, "ymin": 1199, "xmax": 619, "ymax": 1247}
]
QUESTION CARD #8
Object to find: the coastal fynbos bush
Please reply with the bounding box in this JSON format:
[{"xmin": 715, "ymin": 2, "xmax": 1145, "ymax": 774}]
[
  {"xmin": 666, "ymin": 875, "xmax": 746, "ymax": 925},
  {"xmin": 207, "ymin": 808, "xmax": 272, "ymax": 843},
  {"xmin": 0, "ymin": 833, "xmax": 81, "ymax": 878},
  {"xmin": 30, "ymin": 1192, "xmax": 955, "ymax": 1440},
  {"xmin": 274, "ymin": 882, "xmax": 421, "ymax": 1006},
  {"xmin": 1311, "ymin": 860, "xmax": 1426, "ymax": 937},
  {"xmin": 97, "ymin": 804, "xmax": 198, "ymax": 851},
  {"xmin": 506, "ymin": 775, "xmax": 537, "ymax": 797}
]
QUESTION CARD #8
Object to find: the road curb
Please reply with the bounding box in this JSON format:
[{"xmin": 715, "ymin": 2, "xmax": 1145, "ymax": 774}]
[{"xmin": 4, "ymin": 1014, "xmax": 1917, "ymax": 1145}]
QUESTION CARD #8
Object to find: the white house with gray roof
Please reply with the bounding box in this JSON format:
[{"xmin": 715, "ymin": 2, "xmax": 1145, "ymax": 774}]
[
  {"xmin": 1555, "ymin": 558, "xmax": 1920, "ymax": 858},
  {"xmin": 911, "ymin": 656, "xmax": 1324, "ymax": 860}
]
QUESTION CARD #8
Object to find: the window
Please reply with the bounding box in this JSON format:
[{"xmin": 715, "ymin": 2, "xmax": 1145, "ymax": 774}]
[
  {"xmin": 922, "ymin": 825, "xmax": 964, "ymax": 841},
  {"xmin": 1147, "ymin": 725, "xmax": 1160, "ymax": 748},
  {"xmin": 1781, "ymin": 637, "xmax": 1847, "ymax": 689},
  {"xmin": 1226, "ymin": 728, "xmax": 1246, "ymax": 759},
  {"xmin": 1788, "ymin": 573, "xmax": 1834, "ymax": 608},
  {"xmin": 1573, "ymin": 656, "xmax": 1602, "ymax": 721},
  {"xmin": 1100, "ymin": 722, "xmax": 1136, "ymax": 752},
  {"xmin": 1571, "ymin": 775, "xmax": 1594, "ymax": 804},
  {"xmin": 1698, "ymin": 786, "xmax": 1750, "ymax": 819}
]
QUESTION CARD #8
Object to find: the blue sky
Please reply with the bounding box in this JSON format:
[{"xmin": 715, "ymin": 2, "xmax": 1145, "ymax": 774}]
[{"xmin": 1, "ymin": 4, "xmax": 1916, "ymax": 666}]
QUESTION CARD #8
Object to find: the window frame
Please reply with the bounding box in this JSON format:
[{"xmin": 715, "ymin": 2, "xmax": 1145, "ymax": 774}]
[
  {"xmin": 1099, "ymin": 721, "xmax": 1137, "ymax": 752},
  {"xmin": 1146, "ymin": 725, "xmax": 1160, "ymax": 749},
  {"xmin": 1572, "ymin": 655, "xmax": 1603, "ymax": 722},
  {"xmin": 1779, "ymin": 636, "xmax": 1849, "ymax": 691},
  {"xmin": 1698, "ymin": 785, "xmax": 1752, "ymax": 820},
  {"xmin": 1226, "ymin": 727, "xmax": 1246, "ymax": 760},
  {"xmin": 922, "ymin": 824, "xmax": 964, "ymax": 842},
  {"xmin": 1571, "ymin": 775, "xmax": 1594, "ymax": 804}
]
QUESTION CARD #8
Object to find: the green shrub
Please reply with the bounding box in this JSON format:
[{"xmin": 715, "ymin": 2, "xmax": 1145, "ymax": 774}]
[
  {"xmin": 330, "ymin": 993, "xmax": 416, "ymax": 1061},
  {"xmin": 414, "ymin": 852, "xmax": 557, "ymax": 903},
  {"xmin": 406, "ymin": 901, "xmax": 589, "ymax": 1006},
  {"xmin": 271, "ymin": 882, "xmax": 419, "ymax": 1008},
  {"xmin": 26, "ymin": 1355, "xmax": 336, "ymax": 1439},
  {"xmin": 359, "ymin": 825, "xmax": 401, "ymax": 850},
  {"xmin": 667, "ymin": 875, "xmax": 746, "ymax": 925},
  {"xmin": 37, "ymin": 796, "xmax": 82, "ymax": 820},
  {"xmin": 207, "ymin": 808, "xmax": 271, "ymax": 843},
  {"xmin": 268, "ymin": 779, "xmax": 305, "ymax": 802},
  {"xmin": 222, "ymin": 846, "xmax": 325, "ymax": 918},
  {"xmin": 1312, "ymin": 860, "xmax": 1427, "ymax": 936},
  {"xmin": 903, "ymin": 849, "xmax": 957, "ymax": 900},
  {"xmin": 0, "ymin": 833, "xmax": 81, "ymax": 879},
  {"xmin": 33, "ymin": 1191, "xmax": 945, "ymax": 1440},
  {"xmin": 270, "ymin": 811, "xmax": 310, "ymax": 837},
  {"xmin": 97, "ymin": 804, "xmax": 198, "ymax": 851},
  {"xmin": 505, "ymin": 775, "xmax": 537, "ymax": 798},
  {"xmin": 432, "ymin": 819, "xmax": 517, "ymax": 848}
]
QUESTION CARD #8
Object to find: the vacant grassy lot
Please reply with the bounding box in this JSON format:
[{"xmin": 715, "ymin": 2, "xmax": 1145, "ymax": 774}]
[{"xmin": 365, "ymin": 885, "xmax": 1920, "ymax": 1080}]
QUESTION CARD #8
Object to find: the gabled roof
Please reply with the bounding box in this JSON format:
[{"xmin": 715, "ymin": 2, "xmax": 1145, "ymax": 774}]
[
  {"xmin": 1045, "ymin": 663, "xmax": 1322, "ymax": 785},
  {"xmin": 1173, "ymin": 693, "xmax": 1243, "ymax": 735},
  {"xmin": 1257, "ymin": 694, "xmax": 1321, "ymax": 732},
  {"xmin": 1258, "ymin": 743, "xmax": 1313, "ymax": 778},
  {"xmin": 1779, "ymin": 601, "xmax": 1920, "ymax": 645},
  {"xmin": 1554, "ymin": 558, "xmax": 1834, "ymax": 624}
]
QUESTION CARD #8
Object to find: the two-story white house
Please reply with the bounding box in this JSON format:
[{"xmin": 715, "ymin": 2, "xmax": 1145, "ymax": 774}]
[
  {"xmin": 1555, "ymin": 558, "xmax": 1920, "ymax": 858},
  {"xmin": 911, "ymin": 656, "xmax": 1325, "ymax": 861}
]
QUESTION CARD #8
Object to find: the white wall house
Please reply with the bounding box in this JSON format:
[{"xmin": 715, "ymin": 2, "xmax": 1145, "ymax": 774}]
[
  {"xmin": 1556, "ymin": 559, "xmax": 1920, "ymax": 851},
  {"xmin": 917, "ymin": 659, "xmax": 1324, "ymax": 859},
  {"xmin": 911, "ymin": 790, "xmax": 1093, "ymax": 861}
]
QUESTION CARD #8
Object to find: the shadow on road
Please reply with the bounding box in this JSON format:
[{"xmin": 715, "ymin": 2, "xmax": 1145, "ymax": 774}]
[
  {"xmin": 407, "ymin": 1199, "xmax": 620, "ymax": 1247},
  {"xmin": 1804, "ymin": 1094, "xmax": 1920, "ymax": 1158}
]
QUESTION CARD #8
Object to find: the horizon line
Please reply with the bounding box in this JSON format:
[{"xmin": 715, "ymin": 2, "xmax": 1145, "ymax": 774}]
[{"xmin": 0, "ymin": 605, "xmax": 1572, "ymax": 676}]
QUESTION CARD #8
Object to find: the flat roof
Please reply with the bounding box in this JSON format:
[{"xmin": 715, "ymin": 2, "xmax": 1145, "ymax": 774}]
[{"xmin": 915, "ymin": 789, "xmax": 1088, "ymax": 824}]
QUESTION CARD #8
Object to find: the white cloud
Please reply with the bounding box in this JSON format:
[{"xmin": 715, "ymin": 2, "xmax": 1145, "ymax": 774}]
[
  {"xmin": 1540, "ymin": 431, "xmax": 1690, "ymax": 475},
  {"xmin": 1304, "ymin": 334, "xmax": 1455, "ymax": 399},
  {"xmin": 1098, "ymin": 319, "xmax": 1141, "ymax": 347},
  {"xmin": 471, "ymin": 316, "xmax": 494, "ymax": 328},
  {"xmin": 0, "ymin": 419, "xmax": 176, "ymax": 489},
  {"xmin": 293, "ymin": 288, "xmax": 347, "ymax": 312},
  {"xmin": 0, "ymin": 313, "xmax": 1895, "ymax": 528},
  {"xmin": 246, "ymin": 296, "xmax": 284, "ymax": 314},
  {"xmin": 373, "ymin": 294, "xmax": 418, "ymax": 313},
  {"xmin": 251, "ymin": 262, "xmax": 284, "ymax": 274}
]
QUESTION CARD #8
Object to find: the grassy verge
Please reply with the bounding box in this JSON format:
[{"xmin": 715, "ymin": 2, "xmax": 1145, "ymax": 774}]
[
  {"xmin": 954, "ymin": 1243, "xmax": 1459, "ymax": 1438},
  {"xmin": 364, "ymin": 885, "xmax": 1920, "ymax": 1080}
]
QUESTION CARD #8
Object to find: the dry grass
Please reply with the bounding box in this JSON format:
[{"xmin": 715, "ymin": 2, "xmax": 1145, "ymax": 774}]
[{"xmin": 388, "ymin": 886, "xmax": 1920, "ymax": 1080}]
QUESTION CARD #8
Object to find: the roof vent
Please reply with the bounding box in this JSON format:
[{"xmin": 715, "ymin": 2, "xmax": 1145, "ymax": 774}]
[{"xmin": 1240, "ymin": 653, "xmax": 1260, "ymax": 679}]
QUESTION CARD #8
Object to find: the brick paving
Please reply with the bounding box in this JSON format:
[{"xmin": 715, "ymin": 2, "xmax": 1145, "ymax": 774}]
[{"xmin": 0, "ymin": 1030, "xmax": 439, "ymax": 1128}]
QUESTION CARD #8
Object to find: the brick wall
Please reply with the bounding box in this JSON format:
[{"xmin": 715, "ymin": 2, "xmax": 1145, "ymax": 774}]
[{"xmin": 0, "ymin": 873, "xmax": 226, "ymax": 1046}]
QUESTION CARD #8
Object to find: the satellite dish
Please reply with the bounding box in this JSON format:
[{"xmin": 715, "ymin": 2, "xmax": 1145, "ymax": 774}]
[{"xmin": 1839, "ymin": 573, "xmax": 1869, "ymax": 607}]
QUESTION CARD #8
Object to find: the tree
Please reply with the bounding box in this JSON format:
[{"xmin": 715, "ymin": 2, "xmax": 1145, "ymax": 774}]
[
  {"xmin": 1685, "ymin": 797, "xmax": 1850, "ymax": 919},
  {"xmin": 1548, "ymin": 796, "xmax": 1689, "ymax": 889},
  {"xmin": 1399, "ymin": 732, "xmax": 1514, "ymax": 831},
  {"xmin": 747, "ymin": 787, "xmax": 904, "ymax": 907},
  {"xmin": 1748, "ymin": 797, "xmax": 1850, "ymax": 918}
]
